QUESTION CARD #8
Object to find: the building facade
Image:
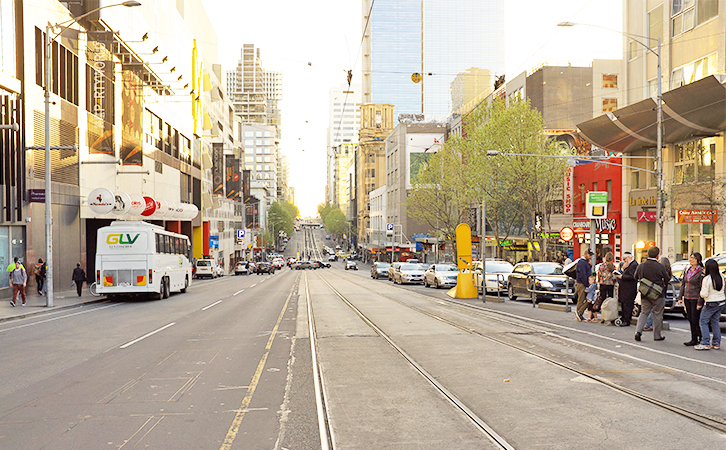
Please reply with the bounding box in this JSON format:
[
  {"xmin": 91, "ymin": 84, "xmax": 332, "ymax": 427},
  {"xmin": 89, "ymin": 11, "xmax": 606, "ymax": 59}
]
[{"xmin": 327, "ymin": 85, "xmax": 361, "ymax": 204}]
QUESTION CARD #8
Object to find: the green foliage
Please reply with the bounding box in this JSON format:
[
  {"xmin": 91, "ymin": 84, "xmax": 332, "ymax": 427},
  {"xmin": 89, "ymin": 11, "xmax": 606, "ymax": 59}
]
[
  {"xmin": 317, "ymin": 202, "xmax": 349, "ymax": 235},
  {"xmin": 268, "ymin": 201, "xmax": 294, "ymax": 237},
  {"xmin": 281, "ymin": 201, "xmax": 300, "ymax": 220}
]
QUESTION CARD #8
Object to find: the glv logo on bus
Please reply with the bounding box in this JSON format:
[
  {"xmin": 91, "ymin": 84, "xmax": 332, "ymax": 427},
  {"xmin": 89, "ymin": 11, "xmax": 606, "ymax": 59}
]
[{"xmin": 106, "ymin": 233, "xmax": 141, "ymax": 245}]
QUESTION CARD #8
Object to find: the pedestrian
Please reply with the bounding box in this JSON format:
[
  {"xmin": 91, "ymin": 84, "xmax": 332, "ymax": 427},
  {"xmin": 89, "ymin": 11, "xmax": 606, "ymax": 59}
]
[
  {"xmin": 585, "ymin": 275, "xmax": 598, "ymax": 321},
  {"xmin": 593, "ymin": 251, "xmax": 616, "ymax": 321},
  {"xmin": 72, "ymin": 263, "xmax": 86, "ymax": 297},
  {"xmin": 574, "ymin": 248, "xmax": 594, "ymax": 321},
  {"xmin": 35, "ymin": 258, "xmax": 47, "ymax": 296},
  {"xmin": 695, "ymin": 259, "xmax": 724, "ymax": 350},
  {"xmin": 615, "ymin": 251, "xmax": 638, "ymax": 326},
  {"xmin": 7, "ymin": 257, "xmax": 27, "ymax": 307},
  {"xmin": 563, "ymin": 256, "xmax": 572, "ymax": 265},
  {"xmin": 634, "ymin": 246, "xmax": 670, "ymax": 342},
  {"xmin": 678, "ymin": 253, "xmax": 704, "ymax": 347}
]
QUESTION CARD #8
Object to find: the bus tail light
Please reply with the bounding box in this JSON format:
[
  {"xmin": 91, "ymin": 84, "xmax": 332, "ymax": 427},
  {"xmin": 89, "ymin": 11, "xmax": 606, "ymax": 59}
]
[
  {"xmin": 148, "ymin": 269, "xmax": 153, "ymax": 284},
  {"xmin": 96, "ymin": 270, "xmax": 100, "ymax": 283}
]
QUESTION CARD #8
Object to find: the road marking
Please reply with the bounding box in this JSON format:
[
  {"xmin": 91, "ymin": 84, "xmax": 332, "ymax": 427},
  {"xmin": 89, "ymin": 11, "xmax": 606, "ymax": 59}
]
[
  {"xmin": 233, "ymin": 289, "xmax": 245, "ymax": 296},
  {"xmin": 120, "ymin": 323, "xmax": 175, "ymax": 349},
  {"xmin": 250, "ymin": 283, "xmax": 257, "ymax": 288},
  {"xmin": 219, "ymin": 283, "xmax": 293, "ymax": 450},
  {"xmin": 203, "ymin": 300, "xmax": 223, "ymax": 310},
  {"xmin": 0, "ymin": 303, "xmax": 119, "ymax": 334}
]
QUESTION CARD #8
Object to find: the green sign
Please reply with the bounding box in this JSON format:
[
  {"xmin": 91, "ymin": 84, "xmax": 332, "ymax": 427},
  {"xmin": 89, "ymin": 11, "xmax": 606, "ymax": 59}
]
[{"xmin": 587, "ymin": 192, "xmax": 608, "ymax": 204}]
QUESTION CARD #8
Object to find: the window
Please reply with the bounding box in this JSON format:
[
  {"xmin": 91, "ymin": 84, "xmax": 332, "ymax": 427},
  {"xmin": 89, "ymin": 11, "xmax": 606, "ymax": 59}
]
[
  {"xmin": 36, "ymin": 27, "xmax": 78, "ymax": 105},
  {"xmin": 671, "ymin": 53, "xmax": 718, "ymax": 88},
  {"xmin": 674, "ymin": 137, "xmax": 716, "ymax": 183},
  {"xmin": 602, "ymin": 74, "xmax": 617, "ymax": 89},
  {"xmin": 628, "ymin": 41, "xmax": 638, "ymax": 60},
  {"xmin": 672, "ymin": 0, "xmax": 717, "ymax": 37},
  {"xmin": 602, "ymin": 98, "xmax": 618, "ymax": 112}
]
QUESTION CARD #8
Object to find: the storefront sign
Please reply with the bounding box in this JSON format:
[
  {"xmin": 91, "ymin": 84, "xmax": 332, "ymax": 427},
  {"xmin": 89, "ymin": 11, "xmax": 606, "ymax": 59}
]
[
  {"xmin": 637, "ymin": 211, "xmax": 656, "ymax": 222},
  {"xmin": 573, "ymin": 218, "xmax": 618, "ymax": 233},
  {"xmin": 560, "ymin": 227, "xmax": 574, "ymax": 241},
  {"xmin": 586, "ymin": 191, "xmax": 608, "ymax": 219},
  {"xmin": 29, "ymin": 189, "xmax": 45, "ymax": 203},
  {"xmin": 563, "ymin": 167, "xmax": 574, "ymax": 214},
  {"xmin": 677, "ymin": 209, "xmax": 717, "ymax": 223},
  {"xmin": 628, "ymin": 189, "xmax": 657, "ymax": 218}
]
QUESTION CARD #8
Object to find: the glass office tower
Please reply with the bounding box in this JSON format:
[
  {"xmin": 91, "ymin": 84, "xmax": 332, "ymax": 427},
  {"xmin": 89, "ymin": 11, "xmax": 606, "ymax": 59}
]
[{"xmin": 363, "ymin": 0, "xmax": 504, "ymax": 121}]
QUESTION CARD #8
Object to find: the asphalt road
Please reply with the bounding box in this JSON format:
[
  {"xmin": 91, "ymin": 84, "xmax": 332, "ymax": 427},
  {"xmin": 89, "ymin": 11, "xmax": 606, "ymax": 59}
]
[{"xmin": 0, "ymin": 261, "xmax": 316, "ymax": 449}]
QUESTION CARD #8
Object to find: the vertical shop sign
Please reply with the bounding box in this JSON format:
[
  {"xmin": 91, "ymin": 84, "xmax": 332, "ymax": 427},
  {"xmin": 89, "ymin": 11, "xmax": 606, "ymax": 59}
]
[
  {"xmin": 121, "ymin": 68, "xmax": 143, "ymax": 165},
  {"xmin": 225, "ymin": 155, "xmax": 240, "ymax": 201},
  {"xmin": 86, "ymin": 34, "xmax": 115, "ymax": 154},
  {"xmin": 563, "ymin": 167, "xmax": 574, "ymax": 214},
  {"xmin": 212, "ymin": 143, "xmax": 224, "ymax": 195}
]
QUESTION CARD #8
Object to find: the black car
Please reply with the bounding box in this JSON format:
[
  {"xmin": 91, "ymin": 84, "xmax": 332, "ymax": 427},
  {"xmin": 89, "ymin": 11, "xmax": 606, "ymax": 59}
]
[
  {"xmin": 255, "ymin": 262, "xmax": 275, "ymax": 275},
  {"xmin": 507, "ymin": 262, "xmax": 572, "ymax": 302}
]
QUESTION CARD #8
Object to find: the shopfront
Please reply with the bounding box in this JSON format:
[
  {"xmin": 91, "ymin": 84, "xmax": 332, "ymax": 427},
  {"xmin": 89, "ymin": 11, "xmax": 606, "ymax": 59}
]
[
  {"xmin": 573, "ymin": 215, "xmax": 621, "ymax": 261},
  {"xmin": 675, "ymin": 209, "xmax": 716, "ymax": 260}
]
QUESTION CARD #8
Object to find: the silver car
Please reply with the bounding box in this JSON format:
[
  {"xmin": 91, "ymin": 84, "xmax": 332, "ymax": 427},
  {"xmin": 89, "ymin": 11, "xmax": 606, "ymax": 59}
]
[
  {"xmin": 423, "ymin": 264, "xmax": 459, "ymax": 289},
  {"xmin": 473, "ymin": 260, "xmax": 514, "ymax": 294},
  {"xmin": 393, "ymin": 263, "xmax": 425, "ymax": 285},
  {"xmin": 371, "ymin": 262, "xmax": 390, "ymax": 279}
]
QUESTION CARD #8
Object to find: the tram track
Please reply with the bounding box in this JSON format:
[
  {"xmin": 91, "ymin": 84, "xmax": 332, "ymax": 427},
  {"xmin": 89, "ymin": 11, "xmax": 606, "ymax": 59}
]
[{"xmin": 318, "ymin": 268, "xmax": 726, "ymax": 438}]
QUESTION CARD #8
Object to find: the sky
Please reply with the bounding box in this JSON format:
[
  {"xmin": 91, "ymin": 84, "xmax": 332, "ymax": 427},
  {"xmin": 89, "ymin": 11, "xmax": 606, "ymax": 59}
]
[{"xmin": 202, "ymin": 0, "xmax": 623, "ymax": 217}]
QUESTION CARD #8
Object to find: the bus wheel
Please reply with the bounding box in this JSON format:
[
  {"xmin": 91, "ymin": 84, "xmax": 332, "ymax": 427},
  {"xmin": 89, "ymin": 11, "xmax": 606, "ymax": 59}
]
[
  {"xmin": 180, "ymin": 277, "xmax": 188, "ymax": 293},
  {"xmin": 161, "ymin": 278, "xmax": 170, "ymax": 299}
]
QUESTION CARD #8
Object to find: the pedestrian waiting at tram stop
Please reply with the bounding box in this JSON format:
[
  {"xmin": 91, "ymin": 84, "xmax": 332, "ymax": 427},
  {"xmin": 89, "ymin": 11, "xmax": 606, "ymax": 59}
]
[{"xmin": 584, "ymin": 275, "xmax": 598, "ymax": 322}]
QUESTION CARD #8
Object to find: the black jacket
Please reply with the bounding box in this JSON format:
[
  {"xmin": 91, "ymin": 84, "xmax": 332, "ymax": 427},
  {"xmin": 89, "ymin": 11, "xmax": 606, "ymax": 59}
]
[
  {"xmin": 72, "ymin": 267, "xmax": 86, "ymax": 283},
  {"xmin": 634, "ymin": 258, "xmax": 670, "ymax": 298},
  {"xmin": 618, "ymin": 260, "xmax": 638, "ymax": 301},
  {"xmin": 678, "ymin": 265, "xmax": 704, "ymax": 301}
]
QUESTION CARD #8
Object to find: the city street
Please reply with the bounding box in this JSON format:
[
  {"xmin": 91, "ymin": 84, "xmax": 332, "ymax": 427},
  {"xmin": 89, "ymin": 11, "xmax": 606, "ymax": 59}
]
[{"xmin": 1, "ymin": 229, "xmax": 724, "ymax": 449}]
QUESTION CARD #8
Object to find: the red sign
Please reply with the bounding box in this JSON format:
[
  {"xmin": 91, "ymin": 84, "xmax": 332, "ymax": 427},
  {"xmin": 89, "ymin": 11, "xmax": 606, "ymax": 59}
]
[
  {"xmin": 141, "ymin": 196, "xmax": 157, "ymax": 216},
  {"xmin": 560, "ymin": 227, "xmax": 574, "ymax": 241},
  {"xmin": 637, "ymin": 211, "xmax": 656, "ymax": 222},
  {"xmin": 677, "ymin": 209, "xmax": 717, "ymax": 223},
  {"xmin": 563, "ymin": 167, "xmax": 574, "ymax": 214}
]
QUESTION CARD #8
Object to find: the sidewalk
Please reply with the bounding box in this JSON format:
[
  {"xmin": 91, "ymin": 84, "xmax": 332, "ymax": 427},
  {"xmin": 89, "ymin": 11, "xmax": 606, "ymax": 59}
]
[{"xmin": 0, "ymin": 285, "xmax": 104, "ymax": 323}]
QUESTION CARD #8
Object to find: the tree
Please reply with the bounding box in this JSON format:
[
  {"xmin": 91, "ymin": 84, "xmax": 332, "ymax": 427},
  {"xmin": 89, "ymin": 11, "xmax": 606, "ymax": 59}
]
[
  {"xmin": 317, "ymin": 202, "xmax": 348, "ymax": 236},
  {"xmin": 281, "ymin": 201, "xmax": 299, "ymax": 221},
  {"xmin": 268, "ymin": 201, "xmax": 294, "ymax": 239}
]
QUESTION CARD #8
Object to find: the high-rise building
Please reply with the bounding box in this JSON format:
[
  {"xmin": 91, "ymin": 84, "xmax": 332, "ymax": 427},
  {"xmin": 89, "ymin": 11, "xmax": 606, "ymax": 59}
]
[
  {"xmin": 326, "ymin": 85, "xmax": 361, "ymax": 204},
  {"xmin": 227, "ymin": 44, "xmax": 268, "ymax": 125},
  {"xmin": 362, "ymin": 0, "xmax": 504, "ymax": 121},
  {"xmin": 263, "ymin": 69, "xmax": 283, "ymax": 139}
]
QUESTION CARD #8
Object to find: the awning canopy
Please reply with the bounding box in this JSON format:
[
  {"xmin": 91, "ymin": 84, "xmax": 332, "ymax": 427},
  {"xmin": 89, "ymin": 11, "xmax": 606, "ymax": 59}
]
[{"xmin": 576, "ymin": 75, "xmax": 726, "ymax": 153}]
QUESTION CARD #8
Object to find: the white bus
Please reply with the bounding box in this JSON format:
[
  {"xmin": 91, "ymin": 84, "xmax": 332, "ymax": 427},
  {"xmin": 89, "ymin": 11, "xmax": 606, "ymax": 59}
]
[{"xmin": 95, "ymin": 221, "xmax": 193, "ymax": 299}]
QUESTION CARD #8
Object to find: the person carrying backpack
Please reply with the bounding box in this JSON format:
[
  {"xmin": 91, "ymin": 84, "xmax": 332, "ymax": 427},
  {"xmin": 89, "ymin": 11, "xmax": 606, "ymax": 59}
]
[{"xmin": 7, "ymin": 257, "xmax": 28, "ymax": 307}]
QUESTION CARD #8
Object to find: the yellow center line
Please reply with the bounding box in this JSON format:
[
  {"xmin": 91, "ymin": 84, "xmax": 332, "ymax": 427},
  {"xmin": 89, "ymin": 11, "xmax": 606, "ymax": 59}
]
[{"xmin": 219, "ymin": 278, "xmax": 296, "ymax": 450}]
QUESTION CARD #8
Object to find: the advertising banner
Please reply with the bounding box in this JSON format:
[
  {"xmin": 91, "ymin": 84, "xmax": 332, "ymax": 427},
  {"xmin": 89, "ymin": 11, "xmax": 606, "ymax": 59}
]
[
  {"xmin": 563, "ymin": 167, "xmax": 574, "ymax": 214},
  {"xmin": 86, "ymin": 35, "xmax": 115, "ymax": 155},
  {"xmin": 225, "ymin": 156, "xmax": 240, "ymax": 201},
  {"xmin": 242, "ymin": 169, "xmax": 251, "ymax": 203},
  {"xmin": 121, "ymin": 68, "xmax": 143, "ymax": 165},
  {"xmin": 212, "ymin": 143, "xmax": 224, "ymax": 195}
]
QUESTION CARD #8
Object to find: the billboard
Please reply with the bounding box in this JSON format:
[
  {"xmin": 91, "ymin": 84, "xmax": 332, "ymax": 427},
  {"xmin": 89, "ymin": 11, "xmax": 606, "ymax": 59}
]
[
  {"xmin": 212, "ymin": 143, "xmax": 224, "ymax": 195},
  {"xmin": 86, "ymin": 33, "xmax": 115, "ymax": 155},
  {"xmin": 225, "ymin": 156, "xmax": 240, "ymax": 201},
  {"xmin": 242, "ymin": 169, "xmax": 251, "ymax": 203},
  {"xmin": 121, "ymin": 68, "xmax": 143, "ymax": 165}
]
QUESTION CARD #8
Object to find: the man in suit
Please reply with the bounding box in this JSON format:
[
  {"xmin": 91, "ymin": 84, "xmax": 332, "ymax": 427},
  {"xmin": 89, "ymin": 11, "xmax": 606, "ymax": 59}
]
[
  {"xmin": 72, "ymin": 263, "xmax": 86, "ymax": 297},
  {"xmin": 634, "ymin": 246, "xmax": 670, "ymax": 341},
  {"xmin": 615, "ymin": 252, "xmax": 638, "ymax": 326}
]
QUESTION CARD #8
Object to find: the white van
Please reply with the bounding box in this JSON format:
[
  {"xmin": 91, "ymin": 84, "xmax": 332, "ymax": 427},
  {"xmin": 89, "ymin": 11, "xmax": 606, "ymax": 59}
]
[{"xmin": 195, "ymin": 259, "xmax": 219, "ymax": 279}]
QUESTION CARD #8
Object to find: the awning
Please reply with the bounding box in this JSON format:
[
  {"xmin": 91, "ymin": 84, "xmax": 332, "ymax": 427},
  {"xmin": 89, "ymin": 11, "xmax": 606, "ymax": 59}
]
[{"xmin": 577, "ymin": 75, "xmax": 726, "ymax": 153}]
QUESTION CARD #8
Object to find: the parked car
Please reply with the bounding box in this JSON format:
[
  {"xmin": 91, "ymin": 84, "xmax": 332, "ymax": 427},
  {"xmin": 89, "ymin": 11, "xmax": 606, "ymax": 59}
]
[
  {"xmin": 388, "ymin": 262, "xmax": 402, "ymax": 281},
  {"xmin": 423, "ymin": 264, "xmax": 459, "ymax": 289},
  {"xmin": 393, "ymin": 263, "xmax": 425, "ymax": 285},
  {"xmin": 327, "ymin": 255, "xmax": 337, "ymax": 262},
  {"xmin": 255, "ymin": 262, "xmax": 275, "ymax": 275},
  {"xmin": 315, "ymin": 260, "xmax": 331, "ymax": 268},
  {"xmin": 507, "ymin": 262, "xmax": 572, "ymax": 302},
  {"xmin": 234, "ymin": 262, "xmax": 250, "ymax": 275},
  {"xmin": 371, "ymin": 262, "xmax": 391, "ymax": 279},
  {"xmin": 473, "ymin": 260, "xmax": 514, "ymax": 294},
  {"xmin": 195, "ymin": 259, "xmax": 219, "ymax": 279},
  {"xmin": 345, "ymin": 260, "xmax": 358, "ymax": 270},
  {"xmin": 215, "ymin": 265, "xmax": 225, "ymax": 277}
]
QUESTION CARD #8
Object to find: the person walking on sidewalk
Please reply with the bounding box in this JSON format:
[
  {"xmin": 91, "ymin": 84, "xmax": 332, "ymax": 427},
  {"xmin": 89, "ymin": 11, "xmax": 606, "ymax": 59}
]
[
  {"xmin": 72, "ymin": 263, "xmax": 86, "ymax": 297},
  {"xmin": 574, "ymin": 248, "xmax": 594, "ymax": 321},
  {"xmin": 615, "ymin": 252, "xmax": 638, "ymax": 326},
  {"xmin": 634, "ymin": 246, "xmax": 670, "ymax": 342},
  {"xmin": 7, "ymin": 257, "xmax": 27, "ymax": 307},
  {"xmin": 35, "ymin": 258, "xmax": 47, "ymax": 296},
  {"xmin": 695, "ymin": 259, "xmax": 724, "ymax": 350},
  {"xmin": 678, "ymin": 253, "xmax": 704, "ymax": 347}
]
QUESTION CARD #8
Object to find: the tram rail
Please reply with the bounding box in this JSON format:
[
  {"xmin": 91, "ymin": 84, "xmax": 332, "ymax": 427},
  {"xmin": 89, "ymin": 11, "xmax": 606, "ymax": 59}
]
[{"xmin": 320, "ymin": 268, "xmax": 726, "ymax": 437}]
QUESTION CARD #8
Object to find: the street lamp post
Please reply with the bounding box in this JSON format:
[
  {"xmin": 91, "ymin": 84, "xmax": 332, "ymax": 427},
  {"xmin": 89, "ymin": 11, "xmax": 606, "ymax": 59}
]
[
  {"xmin": 558, "ymin": 21, "xmax": 664, "ymax": 249},
  {"xmin": 44, "ymin": 1, "xmax": 141, "ymax": 307}
]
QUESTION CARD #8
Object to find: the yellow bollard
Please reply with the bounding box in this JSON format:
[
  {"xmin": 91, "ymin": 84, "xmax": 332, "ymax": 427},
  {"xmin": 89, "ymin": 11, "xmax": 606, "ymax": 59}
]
[{"xmin": 447, "ymin": 223, "xmax": 478, "ymax": 299}]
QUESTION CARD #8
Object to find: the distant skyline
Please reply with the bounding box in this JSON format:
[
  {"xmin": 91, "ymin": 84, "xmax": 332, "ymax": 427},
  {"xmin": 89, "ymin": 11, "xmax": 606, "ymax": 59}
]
[{"xmin": 203, "ymin": 0, "xmax": 622, "ymax": 217}]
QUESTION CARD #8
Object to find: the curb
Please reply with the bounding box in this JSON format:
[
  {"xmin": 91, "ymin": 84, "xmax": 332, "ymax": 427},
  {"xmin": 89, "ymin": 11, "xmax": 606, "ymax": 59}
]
[{"xmin": 0, "ymin": 298, "xmax": 108, "ymax": 324}]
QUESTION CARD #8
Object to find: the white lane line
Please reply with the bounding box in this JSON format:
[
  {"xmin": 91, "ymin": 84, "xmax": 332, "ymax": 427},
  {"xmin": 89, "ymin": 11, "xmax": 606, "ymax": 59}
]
[
  {"xmin": 120, "ymin": 323, "xmax": 175, "ymax": 349},
  {"xmin": 0, "ymin": 303, "xmax": 120, "ymax": 334},
  {"xmin": 203, "ymin": 300, "xmax": 223, "ymax": 310},
  {"xmin": 233, "ymin": 289, "xmax": 245, "ymax": 296},
  {"xmin": 250, "ymin": 284, "xmax": 257, "ymax": 288}
]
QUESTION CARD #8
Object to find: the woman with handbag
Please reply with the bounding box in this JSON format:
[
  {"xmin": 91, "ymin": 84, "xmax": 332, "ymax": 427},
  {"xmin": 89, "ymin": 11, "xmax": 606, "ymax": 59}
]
[{"xmin": 679, "ymin": 253, "xmax": 704, "ymax": 346}]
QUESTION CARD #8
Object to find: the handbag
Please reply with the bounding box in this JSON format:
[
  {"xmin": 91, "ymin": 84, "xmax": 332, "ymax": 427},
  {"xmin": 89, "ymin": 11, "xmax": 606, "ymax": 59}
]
[{"xmin": 638, "ymin": 278, "xmax": 663, "ymax": 301}]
